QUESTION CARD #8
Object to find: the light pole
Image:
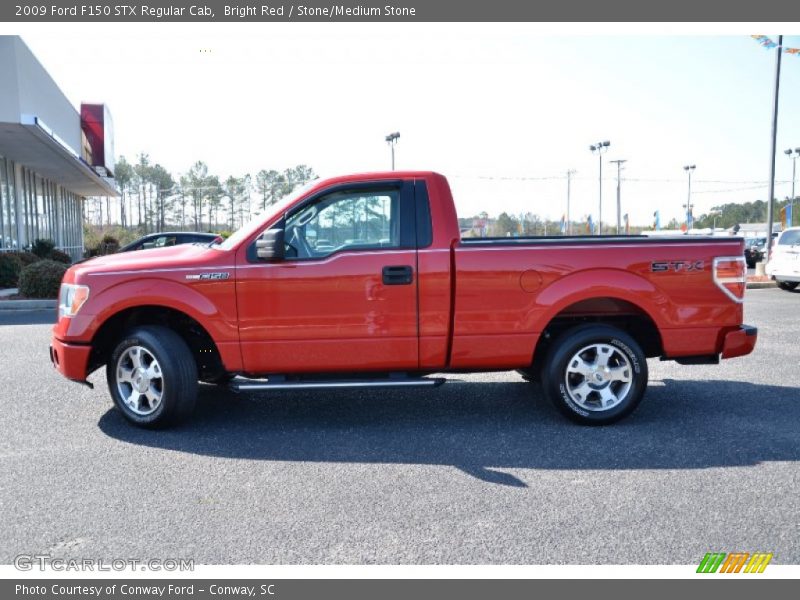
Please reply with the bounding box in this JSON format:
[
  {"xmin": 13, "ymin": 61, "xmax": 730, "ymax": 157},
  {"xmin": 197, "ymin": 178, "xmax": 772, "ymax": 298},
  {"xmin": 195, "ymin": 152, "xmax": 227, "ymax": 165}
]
[
  {"xmin": 683, "ymin": 164, "xmax": 696, "ymax": 231},
  {"xmin": 566, "ymin": 169, "xmax": 576, "ymax": 235},
  {"xmin": 385, "ymin": 132, "xmax": 400, "ymax": 170},
  {"xmin": 785, "ymin": 147, "xmax": 800, "ymax": 227},
  {"xmin": 610, "ymin": 159, "xmax": 627, "ymax": 234},
  {"xmin": 589, "ymin": 140, "xmax": 611, "ymax": 234}
]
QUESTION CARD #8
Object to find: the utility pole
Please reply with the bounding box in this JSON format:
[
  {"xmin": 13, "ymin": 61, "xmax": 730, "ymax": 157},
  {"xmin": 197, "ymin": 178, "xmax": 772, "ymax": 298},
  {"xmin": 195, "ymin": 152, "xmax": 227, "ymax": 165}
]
[
  {"xmin": 566, "ymin": 169, "xmax": 576, "ymax": 235},
  {"xmin": 385, "ymin": 132, "xmax": 400, "ymax": 170},
  {"xmin": 610, "ymin": 159, "xmax": 627, "ymax": 234},
  {"xmin": 766, "ymin": 35, "xmax": 783, "ymax": 260},
  {"xmin": 784, "ymin": 147, "xmax": 800, "ymax": 227},
  {"xmin": 590, "ymin": 141, "xmax": 611, "ymax": 235}
]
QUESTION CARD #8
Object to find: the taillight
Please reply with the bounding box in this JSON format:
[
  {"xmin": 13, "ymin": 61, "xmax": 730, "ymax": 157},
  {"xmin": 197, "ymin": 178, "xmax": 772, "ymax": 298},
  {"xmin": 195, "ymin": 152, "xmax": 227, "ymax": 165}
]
[{"xmin": 713, "ymin": 256, "xmax": 746, "ymax": 302}]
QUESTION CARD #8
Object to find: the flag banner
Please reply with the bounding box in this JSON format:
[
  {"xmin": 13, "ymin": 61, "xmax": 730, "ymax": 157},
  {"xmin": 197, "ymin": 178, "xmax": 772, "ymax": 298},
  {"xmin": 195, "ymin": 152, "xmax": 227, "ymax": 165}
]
[
  {"xmin": 624, "ymin": 213, "xmax": 630, "ymax": 235},
  {"xmin": 752, "ymin": 35, "xmax": 800, "ymax": 54},
  {"xmin": 560, "ymin": 214, "xmax": 566, "ymax": 234},
  {"xmin": 787, "ymin": 203, "xmax": 793, "ymax": 227},
  {"xmin": 654, "ymin": 210, "xmax": 661, "ymax": 231},
  {"xmin": 752, "ymin": 34, "xmax": 778, "ymax": 49}
]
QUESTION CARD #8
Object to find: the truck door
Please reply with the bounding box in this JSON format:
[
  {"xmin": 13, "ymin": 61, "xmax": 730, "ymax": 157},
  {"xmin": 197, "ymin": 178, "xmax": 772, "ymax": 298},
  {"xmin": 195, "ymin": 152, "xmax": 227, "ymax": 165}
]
[{"xmin": 235, "ymin": 180, "xmax": 419, "ymax": 374}]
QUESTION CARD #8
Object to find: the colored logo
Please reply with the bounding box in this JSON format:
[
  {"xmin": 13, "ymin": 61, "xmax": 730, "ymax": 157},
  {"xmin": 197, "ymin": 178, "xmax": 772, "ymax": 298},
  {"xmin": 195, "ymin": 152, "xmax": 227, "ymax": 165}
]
[{"xmin": 697, "ymin": 552, "xmax": 773, "ymax": 573}]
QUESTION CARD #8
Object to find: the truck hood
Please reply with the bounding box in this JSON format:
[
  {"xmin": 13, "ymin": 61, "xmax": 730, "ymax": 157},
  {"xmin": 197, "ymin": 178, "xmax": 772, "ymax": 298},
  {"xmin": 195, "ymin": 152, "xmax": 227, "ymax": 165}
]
[{"xmin": 68, "ymin": 244, "xmax": 221, "ymax": 281}]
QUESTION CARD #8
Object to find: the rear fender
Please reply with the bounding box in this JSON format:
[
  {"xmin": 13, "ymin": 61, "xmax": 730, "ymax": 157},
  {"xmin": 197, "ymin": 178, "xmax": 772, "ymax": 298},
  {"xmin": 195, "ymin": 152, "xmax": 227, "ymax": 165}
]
[{"xmin": 531, "ymin": 268, "xmax": 669, "ymax": 332}]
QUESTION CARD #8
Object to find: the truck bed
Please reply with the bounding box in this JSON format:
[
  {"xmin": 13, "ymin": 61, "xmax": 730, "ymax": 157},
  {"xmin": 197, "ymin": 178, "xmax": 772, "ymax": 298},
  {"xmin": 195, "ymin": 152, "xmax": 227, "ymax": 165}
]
[{"xmin": 449, "ymin": 235, "xmax": 745, "ymax": 369}]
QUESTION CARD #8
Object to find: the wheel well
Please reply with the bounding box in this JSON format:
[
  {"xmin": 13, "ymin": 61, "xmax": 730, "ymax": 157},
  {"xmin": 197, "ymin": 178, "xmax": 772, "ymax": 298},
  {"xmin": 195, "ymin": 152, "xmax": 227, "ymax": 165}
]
[
  {"xmin": 529, "ymin": 297, "xmax": 663, "ymax": 374},
  {"xmin": 88, "ymin": 305, "xmax": 226, "ymax": 380}
]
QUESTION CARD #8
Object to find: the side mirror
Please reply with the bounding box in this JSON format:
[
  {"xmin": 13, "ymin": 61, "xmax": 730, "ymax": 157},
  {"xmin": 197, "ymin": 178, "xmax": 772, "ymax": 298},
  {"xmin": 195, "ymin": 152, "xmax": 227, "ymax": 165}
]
[{"xmin": 256, "ymin": 228, "xmax": 285, "ymax": 260}]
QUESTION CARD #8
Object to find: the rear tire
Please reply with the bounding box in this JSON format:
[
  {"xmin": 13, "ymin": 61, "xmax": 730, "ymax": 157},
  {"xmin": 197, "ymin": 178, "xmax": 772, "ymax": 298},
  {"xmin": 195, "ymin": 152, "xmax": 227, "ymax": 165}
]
[
  {"xmin": 777, "ymin": 281, "xmax": 798, "ymax": 291},
  {"xmin": 516, "ymin": 368, "xmax": 536, "ymax": 382},
  {"xmin": 541, "ymin": 324, "xmax": 648, "ymax": 425},
  {"xmin": 106, "ymin": 326, "xmax": 198, "ymax": 429}
]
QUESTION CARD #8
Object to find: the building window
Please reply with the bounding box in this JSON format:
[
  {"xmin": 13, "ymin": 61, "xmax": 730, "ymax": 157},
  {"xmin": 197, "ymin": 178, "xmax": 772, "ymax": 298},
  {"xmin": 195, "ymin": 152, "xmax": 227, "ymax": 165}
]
[
  {"xmin": 0, "ymin": 158, "xmax": 85, "ymax": 260},
  {"xmin": 0, "ymin": 156, "xmax": 17, "ymax": 251}
]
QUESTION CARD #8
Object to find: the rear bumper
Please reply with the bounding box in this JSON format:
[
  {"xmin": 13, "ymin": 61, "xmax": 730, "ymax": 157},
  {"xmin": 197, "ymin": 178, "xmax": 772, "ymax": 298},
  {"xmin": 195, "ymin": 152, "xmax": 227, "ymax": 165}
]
[
  {"xmin": 765, "ymin": 260, "xmax": 800, "ymax": 280},
  {"xmin": 770, "ymin": 274, "xmax": 800, "ymax": 283},
  {"xmin": 49, "ymin": 337, "xmax": 92, "ymax": 382},
  {"xmin": 721, "ymin": 324, "xmax": 758, "ymax": 359}
]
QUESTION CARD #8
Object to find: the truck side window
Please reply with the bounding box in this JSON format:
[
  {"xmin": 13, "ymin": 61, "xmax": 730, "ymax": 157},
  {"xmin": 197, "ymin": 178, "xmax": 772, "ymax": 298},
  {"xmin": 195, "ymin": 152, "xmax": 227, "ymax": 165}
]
[{"xmin": 284, "ymin": 189, "xmax": 400, "ymax": 259}]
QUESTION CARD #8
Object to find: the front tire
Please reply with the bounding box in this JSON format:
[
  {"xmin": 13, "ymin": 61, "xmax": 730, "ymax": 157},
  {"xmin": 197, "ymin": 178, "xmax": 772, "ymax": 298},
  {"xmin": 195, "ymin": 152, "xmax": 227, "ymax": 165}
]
[
  {"xmin": 106, "ymin": 326, "xmax": 198, "ymax": 428},
  {"xmin": 777, "ymin": 281, "xmax": 798, "ymax": 291},
  {"xmin": 541, "ymin": 324, "xmax": 648, "ymax": 425}
]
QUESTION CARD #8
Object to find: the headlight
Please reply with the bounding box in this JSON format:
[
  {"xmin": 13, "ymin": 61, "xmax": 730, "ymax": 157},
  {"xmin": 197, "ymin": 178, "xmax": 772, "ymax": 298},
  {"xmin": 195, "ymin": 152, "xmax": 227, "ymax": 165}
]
[{"xmin": 58, "ymin": 284, "xmax": 90, "ymax": 318}]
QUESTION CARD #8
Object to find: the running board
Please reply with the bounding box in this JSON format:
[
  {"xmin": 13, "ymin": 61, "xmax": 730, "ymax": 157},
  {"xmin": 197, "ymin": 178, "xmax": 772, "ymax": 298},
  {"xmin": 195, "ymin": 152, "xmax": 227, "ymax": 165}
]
[{"xmin": 230, "ymin": 376, "xmax": 446, "ymax": 392}]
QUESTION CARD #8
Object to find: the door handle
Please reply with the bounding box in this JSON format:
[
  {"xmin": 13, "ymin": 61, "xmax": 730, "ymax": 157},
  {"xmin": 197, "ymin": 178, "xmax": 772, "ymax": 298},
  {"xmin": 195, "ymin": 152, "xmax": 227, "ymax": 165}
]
[{"xmin": 382, "ymin": 265, "xmax": 413, "ymax": 285}]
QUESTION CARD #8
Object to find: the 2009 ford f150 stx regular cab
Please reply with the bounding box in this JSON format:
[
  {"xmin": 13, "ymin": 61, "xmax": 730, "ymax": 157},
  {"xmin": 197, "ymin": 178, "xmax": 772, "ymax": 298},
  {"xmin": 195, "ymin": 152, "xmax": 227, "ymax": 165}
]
[{"xmin": 51, "ymin": 171, "xmax": 757, "ymax": 428}]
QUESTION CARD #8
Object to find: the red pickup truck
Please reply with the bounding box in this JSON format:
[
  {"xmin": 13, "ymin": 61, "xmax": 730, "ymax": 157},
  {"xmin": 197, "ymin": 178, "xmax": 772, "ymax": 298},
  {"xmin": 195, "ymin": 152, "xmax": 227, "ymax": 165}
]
[{"xmin": 51, "ymin": 171, "xmax": 756, "ymax": 428}]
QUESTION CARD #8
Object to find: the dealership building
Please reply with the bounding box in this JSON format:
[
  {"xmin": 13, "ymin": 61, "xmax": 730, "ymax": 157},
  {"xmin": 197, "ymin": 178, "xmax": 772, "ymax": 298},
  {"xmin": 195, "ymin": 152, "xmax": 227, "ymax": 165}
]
[{"xmin": 0, "ymin": 35, "xmax": 116, "ymax": 261}]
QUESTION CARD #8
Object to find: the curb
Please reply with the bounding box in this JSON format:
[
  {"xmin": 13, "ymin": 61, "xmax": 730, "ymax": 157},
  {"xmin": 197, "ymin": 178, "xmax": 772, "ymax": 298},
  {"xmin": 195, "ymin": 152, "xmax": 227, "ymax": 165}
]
[
  {"xmin": 746, "ymin": 281, "xmax": 777, "ymax": 289},
  {"xmin": 0, "ymin": 299, "xmax": 56, "ymax": 310}
]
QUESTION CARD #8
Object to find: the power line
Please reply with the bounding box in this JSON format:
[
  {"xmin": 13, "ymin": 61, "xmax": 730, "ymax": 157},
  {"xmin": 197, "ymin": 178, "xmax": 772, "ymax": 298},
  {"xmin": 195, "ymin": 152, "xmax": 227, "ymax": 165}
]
[{"xmin": 450, "ymin": 173, "xmax": 792, "ymax": 185}]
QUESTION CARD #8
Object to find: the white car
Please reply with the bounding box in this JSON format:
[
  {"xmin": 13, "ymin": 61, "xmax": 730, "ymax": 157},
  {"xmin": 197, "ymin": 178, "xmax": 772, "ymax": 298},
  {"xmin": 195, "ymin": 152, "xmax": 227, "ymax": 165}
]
[{"xmin": 765, "ymin": 227, "xmax": 800, "ymax": 291}]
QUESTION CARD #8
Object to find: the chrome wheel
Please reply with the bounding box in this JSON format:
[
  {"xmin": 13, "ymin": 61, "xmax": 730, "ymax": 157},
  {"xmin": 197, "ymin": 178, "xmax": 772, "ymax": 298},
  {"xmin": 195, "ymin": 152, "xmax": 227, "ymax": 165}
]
[
  {"xmin": 115, "ymin": 346, "xmax": 164, "ymax": 416},
  {"xmin": 564, "ymin": 343, "xmax": 633, "ymax": 412}
]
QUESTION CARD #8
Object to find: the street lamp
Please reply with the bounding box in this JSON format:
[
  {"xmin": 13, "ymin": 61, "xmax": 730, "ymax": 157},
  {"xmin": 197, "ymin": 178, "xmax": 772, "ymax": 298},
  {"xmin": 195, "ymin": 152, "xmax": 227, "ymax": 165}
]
[
  {"xmin": 765, "ymin": 35, "xmax": 783, "ymax": 261},
  {"xmin": 683, "ymin": 164, "xmax": 696, "ymax": 231},
  {"xmin": 784, "ymin": 147, "xmax": 800, "ymax": 227},
  {"xmin": 385, "ymin": 132, "xmax": 400, "ymax": 170},
  {"xmin": 589, "ymin": 140, "xmax": 611, "ymax": 235},
  {"xmin": 609, "ymin": 159, "xmax": 627, "ymax": 234},
  {"xmin": 709, "ymin": 210, "xmax": 719, "ymax": 231}
]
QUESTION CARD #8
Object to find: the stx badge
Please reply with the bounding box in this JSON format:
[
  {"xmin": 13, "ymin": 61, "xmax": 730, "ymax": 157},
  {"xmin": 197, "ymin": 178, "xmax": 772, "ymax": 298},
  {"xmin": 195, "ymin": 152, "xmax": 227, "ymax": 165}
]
[{"xmin": 651, "ymin": 260, "xmax": 704, "ymax": 272}]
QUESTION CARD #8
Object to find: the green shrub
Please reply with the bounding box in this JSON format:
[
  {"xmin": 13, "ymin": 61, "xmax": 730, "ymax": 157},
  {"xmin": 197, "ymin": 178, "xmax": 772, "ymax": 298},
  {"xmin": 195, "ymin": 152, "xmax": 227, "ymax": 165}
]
[
  {"xmin": 84, "ymin": 224, "xmax": 140, "ymax": 250},
  {"xmin": 18, "ymin": 260, "xmax": 67, "ymax": 299},
  {"xmin": 13, "ymin": 251, "xmax": 41, "ymax": 267},
  {"xmin": 49, "ymin": 249, "xmax": 72, "ymax": 264},
  {"xmin": 0, "ymin": 253, "xmax": 22, "ymax": 288},
  {"xmin": 31, "ymin": 238, "xmax": 56, "ymax": 259},
  {"xmin": 97, "ymin": 234, "xmax": 119, "ymax": 255}
]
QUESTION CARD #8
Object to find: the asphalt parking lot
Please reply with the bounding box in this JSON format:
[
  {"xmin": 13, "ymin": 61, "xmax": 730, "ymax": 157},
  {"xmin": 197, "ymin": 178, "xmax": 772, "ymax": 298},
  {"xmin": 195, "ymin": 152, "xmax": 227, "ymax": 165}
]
[{"xmin": 1, "ymin": 288, "xmax": 798, "ymax": 565}]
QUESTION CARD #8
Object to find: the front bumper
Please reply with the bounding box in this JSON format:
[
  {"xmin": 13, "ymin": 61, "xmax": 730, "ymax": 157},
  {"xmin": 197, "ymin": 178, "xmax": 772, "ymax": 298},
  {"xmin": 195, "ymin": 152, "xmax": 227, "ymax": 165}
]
[
  {"xmin": 49, "ymin": 337, "xmax": 92, "ymax": 382},
  {"xmin": 721, "ymin": 324, "xmax": 758, "ymax": 359}
]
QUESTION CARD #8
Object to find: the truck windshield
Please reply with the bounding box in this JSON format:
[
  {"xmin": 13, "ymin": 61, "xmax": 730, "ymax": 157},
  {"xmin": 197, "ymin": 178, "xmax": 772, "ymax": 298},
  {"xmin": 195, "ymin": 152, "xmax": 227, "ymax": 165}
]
[{"xmin": 215, "ymin": 181, "xmax": 317, "ymax": 251}]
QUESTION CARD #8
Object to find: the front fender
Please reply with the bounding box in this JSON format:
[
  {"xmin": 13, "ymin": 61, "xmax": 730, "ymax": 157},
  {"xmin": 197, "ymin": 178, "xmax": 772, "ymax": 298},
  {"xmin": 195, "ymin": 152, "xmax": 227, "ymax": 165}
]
[{"xmin": 56, "ymin": 277, "xmax": 238, "ymax": 345}]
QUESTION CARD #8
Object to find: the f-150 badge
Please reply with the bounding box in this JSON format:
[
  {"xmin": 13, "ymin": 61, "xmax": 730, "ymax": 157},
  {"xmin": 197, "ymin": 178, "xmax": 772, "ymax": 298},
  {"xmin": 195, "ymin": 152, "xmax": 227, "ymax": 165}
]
[
  {"xmin": 185, "ymin": 272, "xmax": 230, "ymax": 280},
  {"xmin": 651, "ymin": 260, "xmax": 704, "ymax": 272}
]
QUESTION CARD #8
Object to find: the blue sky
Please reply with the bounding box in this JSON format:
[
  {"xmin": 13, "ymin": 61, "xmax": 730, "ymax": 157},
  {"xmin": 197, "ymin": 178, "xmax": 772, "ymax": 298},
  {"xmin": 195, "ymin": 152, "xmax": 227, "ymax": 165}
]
[{"xmin": 6, "ymin": 25, "xmax": 800, "ymax": 226}]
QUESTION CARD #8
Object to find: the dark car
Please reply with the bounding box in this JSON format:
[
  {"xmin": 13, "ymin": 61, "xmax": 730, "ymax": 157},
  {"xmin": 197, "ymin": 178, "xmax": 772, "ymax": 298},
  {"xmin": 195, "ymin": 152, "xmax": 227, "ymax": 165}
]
[
  {"xmin": 744, "ymin": 237, "xmax": 767, "ymax": 268},
  {"xmin": 119, "ymin": 232, "xmax": 222, "ymax": 253}
]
